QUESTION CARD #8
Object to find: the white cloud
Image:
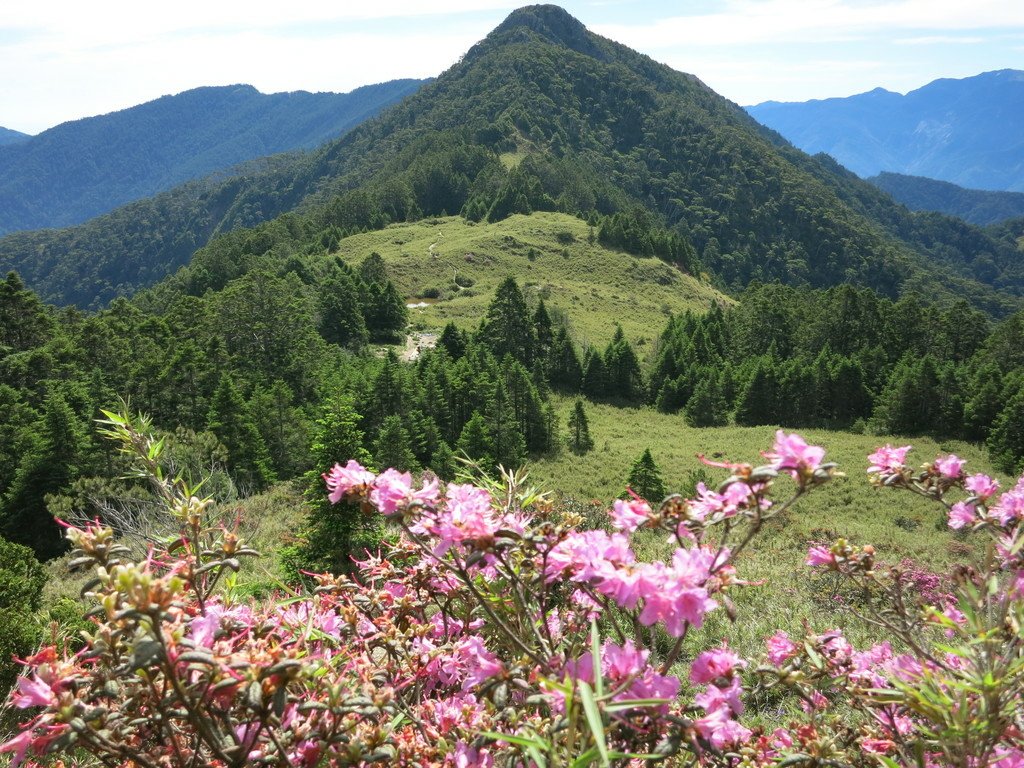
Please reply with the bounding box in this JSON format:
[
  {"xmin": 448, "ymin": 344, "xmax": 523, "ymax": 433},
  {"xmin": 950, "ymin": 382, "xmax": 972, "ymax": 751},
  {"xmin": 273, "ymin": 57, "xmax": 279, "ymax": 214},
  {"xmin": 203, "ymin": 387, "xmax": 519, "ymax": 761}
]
[{"xmin": 591, "ymin": 0, "xmax": 1024, "ymax": 49}]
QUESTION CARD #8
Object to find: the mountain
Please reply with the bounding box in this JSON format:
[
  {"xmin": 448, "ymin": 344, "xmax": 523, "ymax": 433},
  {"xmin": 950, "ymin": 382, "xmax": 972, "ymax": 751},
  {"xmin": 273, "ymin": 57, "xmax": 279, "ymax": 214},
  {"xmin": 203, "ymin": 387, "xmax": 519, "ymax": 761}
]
[
  {"xmin": 869, "ymin": 172, "xmax": 1024, "ymax": 226},
  {"xmin": 0, "ymin": 79, "xmax": 426, "ymax": 235},
  {"xmin": 746, "ymin": 70, "xmax": 1024, "ymax": 192},
  {"xmin": 3, "ymin": 4, "xmax": 1020, "ymax": 315},
  {"xmin": 0, "ymin": 126, "xmax": 29, "ymax": 146}
]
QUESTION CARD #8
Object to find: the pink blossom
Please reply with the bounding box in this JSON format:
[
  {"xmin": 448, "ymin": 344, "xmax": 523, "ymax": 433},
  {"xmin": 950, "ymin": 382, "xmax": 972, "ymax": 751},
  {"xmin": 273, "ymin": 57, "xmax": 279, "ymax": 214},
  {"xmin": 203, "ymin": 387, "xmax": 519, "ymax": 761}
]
[
  {"xmin": 965, "ymin": 473, "xmax": 1000, "ymax": 499},
  {"xmin": 935, "ymin": 454, "xmax": 965, "ymax": 479},
  {"xmin": 867, "ymin": 444, "xmax": 912, "ymax": 474},
  {"xmin": 765, "ymin": 630, "xmax": 798, "ymax": 665},
  {"xmin": 694, "ymin": 707, "xmax": 752, "ymax": 749},
  {"xmin": 324, "ymin": 459, "xmax": 375, "ymax": 503},
  {"xmin": 765, "ymin": 430, "xmax": 826, "ymax": 476},
  {"xmin": 690, "ymin": 647, "xmax": 744, "ymax": 685},
  {"xmin": 689, "ymin": 482, "xmax": 752, "ymax": 520},
  {"xmin": 861, "ymin": 737, "xmax": 895, "ymax": 755},
  {"xmin": 948, "ymin": 501, "xmax": 976, "ymax": 531},
  {"xmin": 11, "ymin": 674, "xmax": 55, "ymax": 709},
  {"xmin": 694, "ymin": 677, "xmax": 744, "ymax": 715},
  {"xmin": 805, "ymin": 545, "xmax": 834, "ymax": 567},
  {"xmin": 369, "ymin": 468, "xmax": 413, "ymax": 513},
  {"xmin": 611, "ymin": 497, "xmax": 651, "ymax": 532},
  {"xmin": 452, "ymin": 742, "xmax": 494, "ymax": 768},
  {"xmin": 455, "ymin": 635, "xmax": 503, "ymax": 690},
  {"xmin": 992, "ymin": 489, "xmax": 1024, "ymax": 525},
  {"xmin": 0, "ymin": 730, "xmax": 33, "ymax": 768}
]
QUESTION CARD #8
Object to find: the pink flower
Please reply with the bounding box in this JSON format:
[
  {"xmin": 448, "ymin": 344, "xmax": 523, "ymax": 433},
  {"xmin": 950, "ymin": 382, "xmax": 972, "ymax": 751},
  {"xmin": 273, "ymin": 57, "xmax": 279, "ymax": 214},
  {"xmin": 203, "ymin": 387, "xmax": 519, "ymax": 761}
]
[
  {"xmin": 867, "ymin": 444, "xmax": 912, "ymax": 474},
  {"xmin": 690, "ymin": 647, "xmax": 744, "ymax": 685},
  {"xmin": 0, "ymin": 730, "xmax": 33, "ymax": 768},
  {"xmin": 765, "ymin": 630, "xmax": 798, "ymax": 665},
  {"xmin": 324, "ymin": 459, "xmax": 375, "ymax": 503},
  {"xmin": 611, "ymin": 497, "xmax": 651, "ymax": 532},
  {"xmin": 861, "ymin": 737, "xmax": 895, "ymax": 755},
  {"xmin": 934, "ymin": 454, "xmax": 965, "ymax": 479},
  {"xmin": 965, "ymin": 473, "xmax": 999, "ymax": 499},
  {"xmin": 805, "ymin": 545, "xmax": 834, "ymax": 567},
  {"xmin": 948, "ymin": 501, "xmax": 975, "ymax": 530},
  {"xmin": 11, "ymin": 674, "xmax": 54, "ymax": 709},
  {"xmin": 765, "ymin": 430, "xmax": 825, "ymax": 476},
  {"xmin": 370, "ymin": 468, "xmax": 414, "ymax": 513},
  {"xmin": 694, "ymin": 707, "xmax": 752, "ymax": 749}
]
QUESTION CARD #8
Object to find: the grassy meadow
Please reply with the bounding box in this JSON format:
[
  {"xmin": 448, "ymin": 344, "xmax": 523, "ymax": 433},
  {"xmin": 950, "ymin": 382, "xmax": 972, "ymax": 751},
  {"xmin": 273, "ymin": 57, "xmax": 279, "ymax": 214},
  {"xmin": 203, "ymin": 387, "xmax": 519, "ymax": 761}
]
[
  {"xmin": 530, "ymin": 397, "xmax": 994, "ymax": 681},
  {"xmin": 332, "ymin": 212, "xmax": 726, "ymax": 347}
]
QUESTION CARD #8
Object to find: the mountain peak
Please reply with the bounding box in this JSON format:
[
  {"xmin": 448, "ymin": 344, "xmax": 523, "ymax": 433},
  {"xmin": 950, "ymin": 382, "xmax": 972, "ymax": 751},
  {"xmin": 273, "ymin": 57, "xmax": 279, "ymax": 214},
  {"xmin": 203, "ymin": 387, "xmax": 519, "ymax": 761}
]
[{"xmin": 485, "ymin": 4, "xmax": 608, "ymax": 59}]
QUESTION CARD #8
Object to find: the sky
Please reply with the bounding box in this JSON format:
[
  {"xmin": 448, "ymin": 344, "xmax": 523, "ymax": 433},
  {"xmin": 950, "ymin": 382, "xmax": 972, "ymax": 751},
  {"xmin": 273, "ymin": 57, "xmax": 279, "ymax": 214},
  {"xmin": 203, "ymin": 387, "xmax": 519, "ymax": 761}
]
[{"xmin": 2, "ymin": 0, "xmax": 1023, "ymax": 134}]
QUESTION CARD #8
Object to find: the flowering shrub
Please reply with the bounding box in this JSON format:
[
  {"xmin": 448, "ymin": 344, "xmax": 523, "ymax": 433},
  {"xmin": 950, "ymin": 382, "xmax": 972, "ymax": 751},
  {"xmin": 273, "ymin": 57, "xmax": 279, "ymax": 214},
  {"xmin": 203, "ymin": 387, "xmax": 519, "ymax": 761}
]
[{"xmin": 3, "ymin": 417, "xmax": 1023, "ymax": 768}]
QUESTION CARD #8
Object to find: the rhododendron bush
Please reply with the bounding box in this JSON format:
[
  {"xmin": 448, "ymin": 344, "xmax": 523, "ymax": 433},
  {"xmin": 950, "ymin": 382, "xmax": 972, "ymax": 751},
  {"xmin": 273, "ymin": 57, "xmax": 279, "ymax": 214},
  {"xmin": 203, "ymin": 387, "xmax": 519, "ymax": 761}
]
[{"xmin": 3, "ymin": 414, "xmax": 1024, "ymax": 768}]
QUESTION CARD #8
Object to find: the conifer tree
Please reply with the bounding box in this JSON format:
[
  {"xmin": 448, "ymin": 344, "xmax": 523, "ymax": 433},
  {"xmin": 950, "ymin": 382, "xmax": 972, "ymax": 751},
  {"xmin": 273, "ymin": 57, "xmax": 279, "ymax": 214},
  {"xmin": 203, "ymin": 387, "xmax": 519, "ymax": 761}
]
[
  {"xmin": 684, "ymin": 372, "xmax": 728, "ymax": 428},
  {"xmin": 479, "ymin": 277, "xmax": 536, "ymax": 366},
  {"xmin": 734, "ymin": 361, "xmax": 781, "ymax": 427},
  {"xmin": 457, "ymin": 411, "xmax": 495, "ymax": 469},
  {"xmin": 318, "ymin": 271, "xmax": 368, "ymax": 350},
  {"xmin": 302, "ymin": 395, "xmax": 373, "ymax": 572},
  {"xmin": 533, "ymin": 299, "xmax": 554, "ymax": 360},
  {"xmin": 430, "ymin": 440, "xmax": 457, "ymax": 481},
  {"xmin": 626, "ymin": 448, "xmax": 666, "ymax": 505},
  {"xmin": 988, "ymin": 386, "xmax": 1024, "ymax": 474},
  {"xmin": 206, "ymin": 374, "xmax": 275, "ymax": 492},
  {"xmin": 567, "ymin": 399, "xmax": 595, "ymax": 454},
  {"xmin": 547, "ymin": 327, "xmax": 582, "ymax": 392},
  {"xmin": 374, "ymin": 414, "xmax": 419, "ymax": 473},
  {"xmin": 0, "ymin": 392, "xmax": 86, "ymax": 560},
  {"xmin": 581, "ymin": 347, "xmax": 609, "ymax": 399}
]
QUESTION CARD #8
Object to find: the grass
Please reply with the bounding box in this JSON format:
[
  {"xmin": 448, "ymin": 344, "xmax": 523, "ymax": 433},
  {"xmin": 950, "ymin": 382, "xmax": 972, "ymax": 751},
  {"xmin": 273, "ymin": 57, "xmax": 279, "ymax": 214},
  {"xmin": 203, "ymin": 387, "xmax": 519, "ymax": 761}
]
[
  {"xmin": 529, "ymin": 396, "xmax": 996, "ymax": 682},
  {"xmin": 332, "ymin": 212, "xmax": 727, "ymax": 347}
]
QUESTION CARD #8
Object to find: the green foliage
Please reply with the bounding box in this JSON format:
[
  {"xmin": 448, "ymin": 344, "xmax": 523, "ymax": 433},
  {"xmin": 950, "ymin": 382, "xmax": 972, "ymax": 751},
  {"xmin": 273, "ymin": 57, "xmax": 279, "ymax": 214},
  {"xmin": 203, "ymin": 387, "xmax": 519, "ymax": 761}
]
[
  {"xmin": 0, "ymin": 535, "xmax": 45, "ymax": 699},
  {"xmin": 302, "ymin": 396, "xmax": 374, "ymax": 573},
  {"xmin": 206, "ymin": 374, "xmax": 276, "ymax": 492},
  {"xmin": 625, "ymin": 448, "xmax": 666, "ymax": 504},
  {"xmin": 567, "ymin": 399, "xmax": 595, "ymax": 455}
]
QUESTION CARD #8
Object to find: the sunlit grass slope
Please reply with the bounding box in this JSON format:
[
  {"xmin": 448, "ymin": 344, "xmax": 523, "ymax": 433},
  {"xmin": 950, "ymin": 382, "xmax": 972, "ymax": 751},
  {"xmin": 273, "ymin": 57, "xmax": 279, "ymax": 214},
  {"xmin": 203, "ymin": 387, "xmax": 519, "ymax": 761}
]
[
  {"xmin": 531, "ymin": 396, "xmax": 995, "ymax": 668},
  {"xmin": 333, "ymin": 212, "xmax": 726, "ymax": 347}
]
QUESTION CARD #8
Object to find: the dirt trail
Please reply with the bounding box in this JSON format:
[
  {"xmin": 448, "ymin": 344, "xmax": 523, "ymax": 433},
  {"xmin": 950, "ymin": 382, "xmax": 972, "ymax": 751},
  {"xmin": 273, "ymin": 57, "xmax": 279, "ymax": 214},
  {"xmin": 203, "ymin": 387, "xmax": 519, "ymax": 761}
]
[{"xmin": 400, "ymin": 331, "xmax": 438, "ymax": 362}]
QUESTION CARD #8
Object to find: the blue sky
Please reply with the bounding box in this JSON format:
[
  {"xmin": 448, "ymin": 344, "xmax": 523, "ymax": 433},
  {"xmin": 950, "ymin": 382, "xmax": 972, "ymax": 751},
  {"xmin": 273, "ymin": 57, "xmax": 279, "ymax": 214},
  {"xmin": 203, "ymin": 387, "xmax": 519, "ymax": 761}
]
[{"xmin": 2, "ymin": 0, "xmax": 1023, "ymax": 134}]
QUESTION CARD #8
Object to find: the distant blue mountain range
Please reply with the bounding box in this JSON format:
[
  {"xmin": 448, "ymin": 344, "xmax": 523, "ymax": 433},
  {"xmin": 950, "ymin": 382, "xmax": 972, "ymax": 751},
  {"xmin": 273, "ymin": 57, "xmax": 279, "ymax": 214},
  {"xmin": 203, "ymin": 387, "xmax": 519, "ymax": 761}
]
[
  {"xmin": 0, "ymin": 126, "xmax": 29, "ymax": 146},
  {"xmin": 747, "ymin": 70, "xmax": 1024, "ymax": 193},
  {"xmin": 0, "ymin": 80, "xmax": 426, "ymax": 235}
]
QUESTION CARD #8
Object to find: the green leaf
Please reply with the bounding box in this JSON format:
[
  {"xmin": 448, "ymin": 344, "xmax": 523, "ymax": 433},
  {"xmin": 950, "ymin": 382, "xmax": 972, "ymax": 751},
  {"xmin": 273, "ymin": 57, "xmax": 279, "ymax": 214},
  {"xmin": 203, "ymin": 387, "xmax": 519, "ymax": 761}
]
[
  {"xmin": 590, "ymin": 619, "xmax": 604, "ymax": 699},
  {"xmin": 480, "ymin": 731, "xmax": 551, "ymax": 750},
  {"xmin": 578, "ymin": 680, "xmax": 609, "ymax": 767}
]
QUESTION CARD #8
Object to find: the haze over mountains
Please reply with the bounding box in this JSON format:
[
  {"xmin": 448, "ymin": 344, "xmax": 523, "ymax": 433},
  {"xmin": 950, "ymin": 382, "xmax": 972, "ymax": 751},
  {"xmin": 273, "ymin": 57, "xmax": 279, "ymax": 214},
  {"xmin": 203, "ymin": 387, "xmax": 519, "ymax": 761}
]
[
  {"xmin": 1, "ymin": 4, "xmax": 1022, "ymax": 316},
  {"xmin": 868, "ymin": 172, "xmax": 1024, "ymax": 227},
  {"xmin": 747, "ymin": 69, "xmax": 1024, "ymax": 193},
  {"xmin": 0, "ymin": 79, "xmax": 426, "ymax": 235}
]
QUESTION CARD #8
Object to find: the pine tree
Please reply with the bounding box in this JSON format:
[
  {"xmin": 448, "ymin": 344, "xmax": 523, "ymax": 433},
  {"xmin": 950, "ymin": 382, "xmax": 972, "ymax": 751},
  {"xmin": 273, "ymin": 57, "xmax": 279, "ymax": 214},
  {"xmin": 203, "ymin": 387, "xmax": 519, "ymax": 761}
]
[
  {"xmin": 430, "ymin": 440, "xmax": 457, "ymax": 481},
  {"xmin": 457, "ymin": 411, "xmax": 495, "ymax": 469},
  {"xmin": 479, "ymin": 277, "xmax": 536, "ymax": 366},
  {"xmin": 684, "ymin": 371, "xmax": 728, "ymax": 427},
  {"xmin": 548, "ymin": 327, "xmax": 582, "ymax": 392},
  {"xmin": 302, "ymin": 396, "xmax": 374, "ymax": 572},
  {"xmin": 626, "ymin": 448, "xmax": 666, "ymax": 505},
  {"xmin": 988, "ymin": 385, "xmax": 1024, "ymax": 474},
  {"xmin": 581, "ymin": 347, "xmax": 609, "ymax": 399},
  {"xmin": 0, "ymin": 393, "xmax": 86, "ymax": 560},
  {"xmin": 374, "ymin": 415, "xmax": 419, "ymax": 473},
  {"xmin": 734, "ymin": 361, "xmax": 781, "ymax": 427},
  {"xmin": 567, "ymin": 399, "xmax": 595, "ymax": 454},
  {"xmin": 207, "ymin": 374, "xmax": 276, "ymax": 492},
  {"xmin": 318, "ymin": 272, "xmax": 368, "ymax": 350}
]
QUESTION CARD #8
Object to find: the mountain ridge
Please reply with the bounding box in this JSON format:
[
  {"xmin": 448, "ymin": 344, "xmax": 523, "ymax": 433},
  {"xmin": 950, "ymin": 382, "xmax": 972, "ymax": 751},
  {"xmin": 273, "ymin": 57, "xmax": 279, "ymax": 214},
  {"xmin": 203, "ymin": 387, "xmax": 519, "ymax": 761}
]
[
  {"xmin": 2, "ymin": 4, "xmax": 1020, "ymax": 316},
  {"xmin": 746, "ymin": 69, "xmax": 1024, "ymax": 192},
  {"xmin": 0, "ymin": 79, "xmax": 427, "ymax": 235}
]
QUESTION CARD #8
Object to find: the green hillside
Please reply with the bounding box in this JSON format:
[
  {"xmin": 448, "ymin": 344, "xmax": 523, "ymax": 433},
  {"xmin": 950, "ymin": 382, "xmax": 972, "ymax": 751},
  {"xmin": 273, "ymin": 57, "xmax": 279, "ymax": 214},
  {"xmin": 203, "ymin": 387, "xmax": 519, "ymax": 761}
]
[
  {"xmin": 333, "ymin": 212, "xmax": 725, "ymax": 343},
  {"xmin": 2, "ymin": 4, "xmax": 1020, "ymax": 315}
]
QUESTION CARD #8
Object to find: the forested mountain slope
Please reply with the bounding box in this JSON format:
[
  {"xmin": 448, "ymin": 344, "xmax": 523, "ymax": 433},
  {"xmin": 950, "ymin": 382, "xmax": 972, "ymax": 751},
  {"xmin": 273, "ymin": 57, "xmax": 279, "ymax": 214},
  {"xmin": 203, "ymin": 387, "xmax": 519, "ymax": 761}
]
[
  {"xmin": 1, "ymin": 4, "xmax": 1019, "ymax": 314},
  {"xmin": 747, "ymin": 69, "xmax": 1024, "ymax": 191},
  {"xmin": 869, "ymin": 172, "xmax": 1024, "ymax": 226},
  {"xmin": 0, "ymin": 80, "xmax": 426, "ymax": 235}
]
